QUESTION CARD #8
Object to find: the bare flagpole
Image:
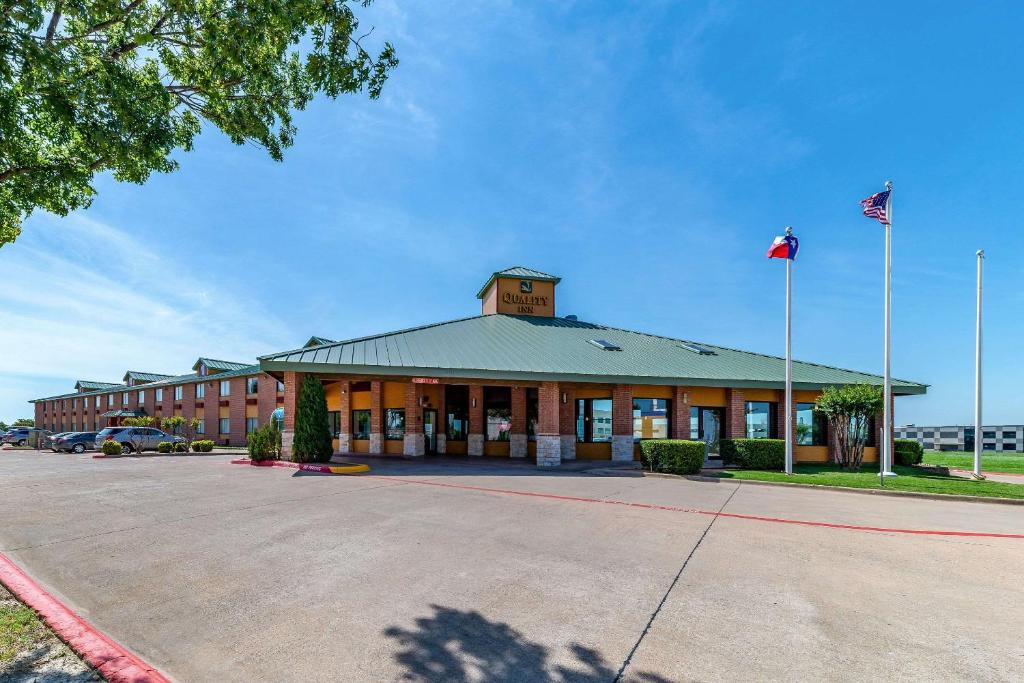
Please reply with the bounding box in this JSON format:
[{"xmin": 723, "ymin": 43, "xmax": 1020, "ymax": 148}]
[
  {"xmin": 784, "ymin": 227, "xmax": 794, "ymax": 475},
  {"xmin": 974, "ymin": 249, "xmax": 985, "ymax": 480},
  {"xmin": 881, "ymin": 180, "xmax": 896, "ymax": 477}
]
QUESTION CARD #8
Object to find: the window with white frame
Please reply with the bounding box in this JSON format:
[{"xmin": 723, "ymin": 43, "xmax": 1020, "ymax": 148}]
[
  {"xmin": 220, "ymin": 380, "xmax": 230, "ymax": 397},
  {"xmin": 195, "ymin": 383, "xmax": 205, "ymax": 399},
  {"xmin": 174, "ymin": 386, "xmax": 183, "ymax": 400}
]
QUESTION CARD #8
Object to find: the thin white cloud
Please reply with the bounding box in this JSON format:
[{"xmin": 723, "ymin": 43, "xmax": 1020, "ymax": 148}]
[{"xmin": 0, "ymin": 213, "xmax": 294, "ymax": 413}]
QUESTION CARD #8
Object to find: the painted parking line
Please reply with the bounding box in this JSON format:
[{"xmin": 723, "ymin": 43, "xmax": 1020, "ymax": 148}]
[
  {"xmin": 370, "ymin": 476, "xmax": 1024, "ymax": 540},
  {"xmin": 0, "ymin": 553, "xmax": 170, "ymax": 683},
  {"xmin": 230, "ymin": 459, "xmax": 370, "ymax": 474}
]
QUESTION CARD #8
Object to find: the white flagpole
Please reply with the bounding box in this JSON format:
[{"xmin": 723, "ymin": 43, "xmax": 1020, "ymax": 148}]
[
  {"xmin": 974, "ymin": 249, "xmax": 985, "ymax": 479},
  {"xmin": 784, "ymin": 227, "xmax": 794, "ymax": 475},
  {"xmin": 882, "ymin": 181, "xmax": 896, "ymax": 477}
]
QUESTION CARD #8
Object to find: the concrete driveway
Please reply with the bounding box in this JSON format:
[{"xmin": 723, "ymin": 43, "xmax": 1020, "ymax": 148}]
[{"xmin": 0, "ymin": 451, "xmax": 1021, "ymax": 682}]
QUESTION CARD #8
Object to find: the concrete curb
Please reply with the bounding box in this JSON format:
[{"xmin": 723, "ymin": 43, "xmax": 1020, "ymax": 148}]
[
  {"xmin": 951, "ymin": 468, "xmax": 1024, "ymax": 479},
  {"xmin": 703, "ymin": 473, "xmax": 1024, "ymax": 506},
  {"xmin": 229, "ymin": 459, "xmax": 370, "ymax": 475},
  {"xmin": 0, "ymin": 552, "xmax": 171, "ymax": 683}
]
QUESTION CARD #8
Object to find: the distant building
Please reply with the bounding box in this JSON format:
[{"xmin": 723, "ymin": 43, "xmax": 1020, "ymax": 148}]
[{"xmin": 895, "ymin": 425, "xmax": 1024, "ymax": 452}]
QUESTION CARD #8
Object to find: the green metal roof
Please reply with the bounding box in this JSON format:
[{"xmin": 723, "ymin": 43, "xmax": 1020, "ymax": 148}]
[
  {"xmin": 75, "ymin": 380, "xmax": 121, "ymax": 391},
  {"xmin": 259, "ymin": 314, "xmax": 928, "ymax": 394},
  {"xmin": 100, "ymin": 409, "xmax": 145, "ymax": 418},
  {"xmin": 122, "ymin": 371, "xmax": 173, "ymax": 383},
  {"xmin": 475, "ymin": 266, "xmax": 562, "ymax": 299},
  {"xmin": 192, "ymin": 358, "xmax": 251, "ymax": 372},
  {"xmin": 32, "ymin": 364, "xmax": 262, "ymax": 403},
  {"xmin": 304, "ymin": 336, "xmax": 336, "ymax": 348}
]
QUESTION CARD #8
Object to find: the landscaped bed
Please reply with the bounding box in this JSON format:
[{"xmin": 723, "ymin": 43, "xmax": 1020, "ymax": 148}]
[
  {"xmin": 921, "ymin": 450, "xmax": 1024, "ymax": 474},
  {"xmin": 710, "ymin": 464, "xmax": 1024, "ymax": 500},
  {"xmin": 0, "ymin": 584, "xmax": 98, "ymax": 681}
]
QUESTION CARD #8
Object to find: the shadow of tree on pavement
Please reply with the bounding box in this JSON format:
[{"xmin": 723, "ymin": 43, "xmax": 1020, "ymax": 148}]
[{"xmin": 384, "ymin": 604, "xmax": 671, "ymax": 682}]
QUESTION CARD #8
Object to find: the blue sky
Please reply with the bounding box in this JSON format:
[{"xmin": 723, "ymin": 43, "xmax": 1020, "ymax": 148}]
[{"xmin": 3, "ymin": 1, "xmax": 1023, "ymax": 426}]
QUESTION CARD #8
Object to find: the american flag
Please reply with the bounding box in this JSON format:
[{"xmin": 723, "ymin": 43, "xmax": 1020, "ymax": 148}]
[{"xmin": 860, "ymin": 189, "xmax": 891, "ymax": 225}]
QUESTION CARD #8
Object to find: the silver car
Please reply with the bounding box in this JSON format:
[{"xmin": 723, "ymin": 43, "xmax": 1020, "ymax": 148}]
[{"xmin": 94, "ymin": 427, "xmax": 184, "ymax": 453}]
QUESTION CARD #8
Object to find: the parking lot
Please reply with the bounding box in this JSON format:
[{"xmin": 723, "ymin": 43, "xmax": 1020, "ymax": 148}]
[{"xmin": 1, "ymin": 449, "xmax": 1022, "ymax": 682}]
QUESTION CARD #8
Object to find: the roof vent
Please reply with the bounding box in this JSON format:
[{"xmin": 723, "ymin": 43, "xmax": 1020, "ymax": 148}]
[
  {"xmin": 679, "ymin": 342, "xmax": 716, "ymax": 355},
  {"xmin": 564, "ymin": 314, "xmax": 578, "ymax": 321},
  {"xmin": 588, "ymin": 339, "xmax": 622, "ymax": 351}
]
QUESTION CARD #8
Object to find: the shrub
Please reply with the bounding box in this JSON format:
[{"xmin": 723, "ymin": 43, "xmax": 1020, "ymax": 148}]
[
  {"xmin": 173, "ymin": 441, "xmax": 187, "ymax": 452},
  {"xmin": 639, "ymin": 440, "xmax": 705, "ymax": 475},
  {"xmin": 815, "ymin": 384, "xmax": 884, "ymax": 471},
  {"xmin": 247, "ymin": 424, "xmax": 280, "ymax": 461},
  {"xmin": 894, "ymin": 438, "xmax": 924, "ymax": 466},
  {"xmin": 721, "ymin": 439, "xmax": 786, "ymax": 470},
  {"xmin": 292, "ymin": 376, "xmax": 333, "ymax": 463},
  {"xmin": 100, "ymin": 440, "xmax": 123, "ymax": 456},
  {"xmin": 157, "ymin": 441, "xmax": 173, "ymax": 453},
  {"xmin": 192, "ymin": 440, "xmax": 215, "ymax": 453}
]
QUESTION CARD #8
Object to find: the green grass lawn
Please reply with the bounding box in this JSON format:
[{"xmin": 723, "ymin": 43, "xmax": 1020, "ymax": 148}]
[
  {"xmin": 0, "ymin": 591, "xmax": 47, "ymax": 665},
  {"xmin": 711, "ymin": 464, "xmax": 1024, "ymax": 500},
  {"xmin": 920, "ymin": 450, "xmax": 1024, "ymax": 474}
]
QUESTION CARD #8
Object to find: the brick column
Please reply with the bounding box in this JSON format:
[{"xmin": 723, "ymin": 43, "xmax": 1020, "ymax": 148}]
[
  {"xmin": 204, "ymin": 385, "xmax": 219, "ymax": 444},
  {"xmin": 34, "ymin": 403, "xmax": 44, "ymax": 430},
  {"xmin": 403, "ymin": 382, "xmax": 425, "ymax": 457},
  {"xmin": 672, "ymin": 386, "xmax": 692, "ymax": 439},
  {"xmin": 468, "ymin": 385, "xmax": 484, "ymax": 456},
  {"xmin": 230, "ymin": 377, "xmax": 246, "ymax": 446},
  {"xmin": 536, "ymin": 381, "xmax": 561, "ymax": 467},
  {"xmin": 509, "ymin": 386, "xmax": 528, "ymax": 458},
  {"xmin": 338, "ymin": 379, "xmax": 351, "ymax": 454},
  {"xmin": 558, "ymin": 385, "xmax": 576, "ymax": 460},
  {"xmin": 726, "ymin": 389, "xmax": 746, "ymax": 439},
  {"xmin": 775, "ymin": 390, "xmax": 786, "ymax": 441},
  {"xmin": 181, "ymin": 386, "xmax": 195, "ymax": 427},
  {"xmin": 257, "ymin": 373, "xmax": 277, "ymax": 426},
  {"xmin": 436, "ymin": 384, "xmax": 447, "ymax": 454},
  {"xmin": 369, "ymin": 380, "xmax": 383, "ymax": 454},
  {"xmin": 611, "ymin": 384, "xmax": 633, "ymax": 461},
  {"xmin": 281, "ymin": 371, "xmax": 304, "ymax": 460}
]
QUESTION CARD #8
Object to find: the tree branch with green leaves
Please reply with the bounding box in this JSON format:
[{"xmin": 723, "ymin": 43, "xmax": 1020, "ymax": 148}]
[{"xmin": 0, "ymin": 0, "xmax": 398, "ymax": 245}]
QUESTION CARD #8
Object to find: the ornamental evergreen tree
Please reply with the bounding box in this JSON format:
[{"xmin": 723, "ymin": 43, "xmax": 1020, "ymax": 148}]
[{"xmin": 291, "ymin": 376, "xmax": 333, "ymax": 463}]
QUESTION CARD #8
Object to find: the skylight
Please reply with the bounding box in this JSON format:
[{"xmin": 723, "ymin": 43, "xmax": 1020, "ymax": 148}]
[
  {"xmin": 588, "ymin": 339, "xmax": 622, "ymax": 351},
  {"xmin": 679, "ymin": 342, "xmax": 716, "ymax": 355}
]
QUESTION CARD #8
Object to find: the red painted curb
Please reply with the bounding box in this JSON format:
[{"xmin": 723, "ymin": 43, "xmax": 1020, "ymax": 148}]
[
  {"xmin": 369, "ymin": 476, "xmax": 1024, "ymax": 540},
  {"xmin": 228, "ymin": 459, "xmax": 368, "ymax": 474},
  {"xmin": 0, "ymin": 553, "xmax": 170, "ymax": 683}
]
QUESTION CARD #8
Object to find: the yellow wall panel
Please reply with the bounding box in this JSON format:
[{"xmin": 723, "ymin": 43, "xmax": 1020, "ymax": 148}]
[
  {"xmin": 383, "ymin": 381, "xmax": 406, "ymax": 408},
  {"xmin": 446, "ymin": 440, "xmax": 467, "ymax": 455},
  {"xmin": 351, "ymin": 391, "xmax": 371, "ymax": 410},
  {"xmin": 384, "ymin": 439, "xmax": 403, "ymax": 455},
  {"xmin": 352, "ymin": 439, "xmax": 369, "ymax": 454},
  {"xmin": 632, "ymin": 385, "xmax": 672, "ymax": 399},
  {"xmin": 484, "ymin": 441, "xmax": 510, "ymax": 457},
  {"xmin": 575, "ymin": 442, "xmax": 611, "ymax": 460},
  {"xmin": 688, "ymin": 387, "xmax": 726, "ymax": 406}
]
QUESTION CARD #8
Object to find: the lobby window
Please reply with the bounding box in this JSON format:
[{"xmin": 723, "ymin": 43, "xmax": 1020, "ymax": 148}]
[
  {"xmin": 155, "ymin": 388, "xmax": 163, "ymax": 402},
  {"xmin": 174, "ymin": 386, "xmax": 183, "ymax": 401},
  {"xmin": 220, "ymin": 380, "xmax": 230, "ymax": 397},
  {"xmin": 247, "ymin": 378, "xmax": 258, "ymax": 395},
  {"xmin": 218, "ymin": 418, "xmax": 230, "ymax": 434},
  {"xmin": 385, "ymin": 409, "xmax": 405, "ymax": 440},
  {"xmin": 195, "ymin": 383, "xmax": 205, "ymax": 399},
  {"xmin": 849, "ymin": 418, "xmax": 875, "ymax": 447},
  {"xmin": 246, "ymin": 417, "xmax": 259, "ymax": 434},
  {"xmin": 327, "ymin": 411, "xmax": 340, "ymax": 437},
  {"xmin": 690, "ymin": 407, "xmax": 724, "ymax": 444},
  {"xmin": 745, "ymin": 402, "xmax": 776, "ymax": 439},
  {"xmin": 196, "ymin": 419, "xmax": 205, "ymax": 435},
  {"xmin": 122, "ymin": 392, "xmax": 129, "ymax": 405},
  {"xmin": 352, "ymin": 410, "xmax": 370, "ymax": 440},
  {"xmin": 484, "ymin": 387, "xmax": 511, "ymax": 441},
  {"xmin": 796, "ymin": 403, "xmax": 827, "ymax": 446},
  {"xmin": 526, "ymin": 388, "xmax": 538, "ymax": 441},
  {"xmin": 576, "ymin": 398, "xmax": 612, "ymax": 443},
  {"xmin": 277, "ymin": 380, "xmax": 285, "ymax": 392},
  {"xmin": 446, "ymin": 385, "xmax": 469, "ymax": 441},
  {"xmin": 633, "ymin": 398, "xmax": 671, "ymax": 441}
]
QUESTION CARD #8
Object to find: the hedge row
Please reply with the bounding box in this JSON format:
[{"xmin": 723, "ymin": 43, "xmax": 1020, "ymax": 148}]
[
  {"xmin": 639, "ymin": 440, "xmax": 705, "ymax": 475},
  {"xmin": 718, "ymin": 439, "xmax": 786, "ymax": 470},
  {"xmin": 894, "ymin": 438, "xmax": 924, "ymax": 466}
]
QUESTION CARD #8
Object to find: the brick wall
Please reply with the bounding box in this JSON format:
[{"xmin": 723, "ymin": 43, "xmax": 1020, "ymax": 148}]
[
  {"xmin": 510, "ymin": 386, "xmax": 527, "ymax": 434},
  {"xmin": 257, "ymin": 373, "xmax": 277, "ymax": 426},
  {"xmin": 469, "ymin": 385, "xmax": 484, "ymax": 435},
  {"xmin": 230, "ymin": 377, "xmax": 246, "ymax": 446},
  {"xmin": 611, "ymin": 384, "xmax": 632, "ymax": 436},
  {"xmin": 404, "ymin": 383, "xmax": 423, "ymax": 434},
  {"xmin": 557, "ymin": 385, "xmax": 575, "ymax": 436},
  {"xmin": 671, "ymin": 386, "xmax": 691, "ymax": 439},
  {"xmin": 538, "ymin": 382, "xmax": 560, "ymax": 435},
  {"xmin": 203, "ymin": 385, "xmax": 219, "ymax": 442}
]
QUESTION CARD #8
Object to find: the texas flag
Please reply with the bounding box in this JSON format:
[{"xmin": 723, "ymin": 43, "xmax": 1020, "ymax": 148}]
[{"xmin": 766, "ymin": 234, "xmax": 799, "ymax": 260}]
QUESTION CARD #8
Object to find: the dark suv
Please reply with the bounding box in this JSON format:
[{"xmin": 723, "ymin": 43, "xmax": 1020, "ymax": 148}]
[{"xmin": 53, "ymin": 432, "xmax": 99, "ymax": 453}]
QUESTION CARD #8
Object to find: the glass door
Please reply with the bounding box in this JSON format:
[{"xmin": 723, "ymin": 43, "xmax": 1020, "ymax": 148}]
[
  {"xmin": 701, "ymin": 409, "xmax": 721, "ymax": 460},
  {"xmin": 423, "ymin": 409, "xmax": 438, "ymax": 455}
]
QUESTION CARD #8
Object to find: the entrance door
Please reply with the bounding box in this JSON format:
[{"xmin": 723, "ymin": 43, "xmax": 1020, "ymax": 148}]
[
  {"xmin": 695, "ymin": 407, "xmax": 723, "ymax": 462},
  {"xmin": 423, "ymin": 409, "xmax": 438, "ymax": 455}
]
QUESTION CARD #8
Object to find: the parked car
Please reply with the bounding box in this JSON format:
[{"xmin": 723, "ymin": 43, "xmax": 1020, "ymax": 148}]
[
  {"xmin": 95, "ymin": 427, "xmax": 184, "ymax": 453},
  {"xmin": 44, "ymin": 432, "xmax": 73, "ymax": 450},
  {"xmin": 2, "ymin": 427, "xmax": 51, "ymax": 447},
  {"xmin": 53, "ymin": 432, "xmax": 99, "ymax": 454}
]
